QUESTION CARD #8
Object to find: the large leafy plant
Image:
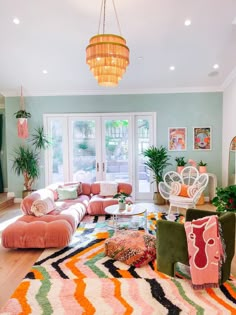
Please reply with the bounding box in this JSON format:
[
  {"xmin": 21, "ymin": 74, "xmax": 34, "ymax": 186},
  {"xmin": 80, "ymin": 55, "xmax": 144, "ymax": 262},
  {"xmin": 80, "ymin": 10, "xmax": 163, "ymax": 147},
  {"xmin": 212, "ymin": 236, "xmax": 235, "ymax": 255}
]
[
  {"xmin": 12, "ymin": 126, "xmax": 51, "ymax": 191},
  {"xmin": 212, "ymin": 185, "xmax": 236, "ymax": 212},
  {"xmin": 143, "ymin": 145, "xmax": 171, "ymax": 192}
]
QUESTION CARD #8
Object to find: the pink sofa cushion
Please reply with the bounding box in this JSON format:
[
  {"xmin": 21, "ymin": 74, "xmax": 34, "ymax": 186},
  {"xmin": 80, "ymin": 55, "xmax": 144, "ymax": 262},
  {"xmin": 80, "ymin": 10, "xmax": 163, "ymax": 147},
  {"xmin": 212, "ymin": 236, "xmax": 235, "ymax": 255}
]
[
  {"xmin": 118, "ymin": 183, "xmax": 132, "ymax": 196},
  {"xmin": 2, "ymin": 217, "xmax": 73, "ymax": 248},
  {"xmin": 2, "ymin": 202, "xmax": 87, "ymax": 249},
  {"xmin": 87, "ymin": 195, "xmax": 132, "ymax": 215},
  {"xmin": 88, "ymin": 182, "xmax": 132, "ymax": 215},
  {"xmin": 47, "ymin": 182, "xmax": 91, "ymax": 201},
  {"xmin": 91, "ymin": 182, "xmax": 132, "ymax": 196}
]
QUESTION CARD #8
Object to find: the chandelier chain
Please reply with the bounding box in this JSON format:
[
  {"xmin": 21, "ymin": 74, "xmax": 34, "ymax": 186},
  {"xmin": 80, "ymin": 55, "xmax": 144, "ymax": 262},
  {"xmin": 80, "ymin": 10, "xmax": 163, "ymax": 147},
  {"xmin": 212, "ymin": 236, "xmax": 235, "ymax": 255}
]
[
  {"xmin": 97, "ymin": 0, "xmax": 122, "ymax": 35},
  {"xmin": 103, "ymin": 0, "xmax": 106, "ymax": 33},
  {"xmin": 112, "ymin": 0, "xmax": 122, "ymax": 35}
]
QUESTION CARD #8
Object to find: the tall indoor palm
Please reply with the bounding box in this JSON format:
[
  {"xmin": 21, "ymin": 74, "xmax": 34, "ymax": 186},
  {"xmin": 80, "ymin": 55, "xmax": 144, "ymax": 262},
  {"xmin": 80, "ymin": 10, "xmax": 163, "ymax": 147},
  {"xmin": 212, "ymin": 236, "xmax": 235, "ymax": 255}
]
[
  {"xmin": 143, "ymin": 145, "xmax": 171, "ymax": 204},
  {"xmin": 12, "ymin": 126, "xmax": 51, "ymax": 195}
]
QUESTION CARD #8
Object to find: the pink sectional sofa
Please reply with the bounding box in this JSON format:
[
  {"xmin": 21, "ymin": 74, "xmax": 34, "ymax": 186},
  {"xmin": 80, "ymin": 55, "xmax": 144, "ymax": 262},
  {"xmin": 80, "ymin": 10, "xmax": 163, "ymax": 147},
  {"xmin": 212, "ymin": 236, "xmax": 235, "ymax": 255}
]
[{"xmin": 2, "ymin": 181, "xmax": 132, "ymax": 249}]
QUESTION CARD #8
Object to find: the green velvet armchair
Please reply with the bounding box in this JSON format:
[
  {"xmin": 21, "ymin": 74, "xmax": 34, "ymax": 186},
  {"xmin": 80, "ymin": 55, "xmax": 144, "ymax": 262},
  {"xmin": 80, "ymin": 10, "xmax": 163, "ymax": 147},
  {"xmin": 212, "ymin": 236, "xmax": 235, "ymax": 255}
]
[{"xmin": 156, "ymin": 209, "xmax": 235, "ymax": 283}]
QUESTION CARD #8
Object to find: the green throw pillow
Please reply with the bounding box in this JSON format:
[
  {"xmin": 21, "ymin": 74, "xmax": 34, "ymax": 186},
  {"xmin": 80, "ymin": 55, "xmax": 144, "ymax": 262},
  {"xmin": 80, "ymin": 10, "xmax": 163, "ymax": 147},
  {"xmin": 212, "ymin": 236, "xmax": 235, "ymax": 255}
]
[{"xmin": 57, "ymin": 186, "xmax": 78, "ymax": 200}]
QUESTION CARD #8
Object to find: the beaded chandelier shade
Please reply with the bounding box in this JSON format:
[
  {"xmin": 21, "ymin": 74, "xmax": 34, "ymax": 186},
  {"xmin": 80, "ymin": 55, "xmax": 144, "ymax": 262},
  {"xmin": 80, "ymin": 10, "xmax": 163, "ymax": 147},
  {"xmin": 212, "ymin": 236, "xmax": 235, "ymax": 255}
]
[{"xmin": 86, "ymin": 0, "xmax": 129, "ymax": 87}]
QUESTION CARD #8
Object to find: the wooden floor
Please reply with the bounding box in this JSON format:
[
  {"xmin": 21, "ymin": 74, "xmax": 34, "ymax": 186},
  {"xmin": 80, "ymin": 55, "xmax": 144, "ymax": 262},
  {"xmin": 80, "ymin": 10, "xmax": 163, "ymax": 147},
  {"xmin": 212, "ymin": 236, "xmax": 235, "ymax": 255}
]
[{"xmin": 0, "ymin": 202, "xmax": 235, "ymax": 309}]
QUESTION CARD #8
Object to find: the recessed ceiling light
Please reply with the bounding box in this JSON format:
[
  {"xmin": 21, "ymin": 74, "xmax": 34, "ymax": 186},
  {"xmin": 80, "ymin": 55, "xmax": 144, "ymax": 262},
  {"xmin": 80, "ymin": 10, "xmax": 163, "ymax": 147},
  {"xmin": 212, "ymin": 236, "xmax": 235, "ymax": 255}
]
[
  {"xmin": 13, "ymin": 17, "xmax": 20, "ymax": 25},
  {"xmin": 169, "ymin": 66, "xmax": 175, "ymax": 71},
  {"xmin": 42, "ymin": 70, "xmax": 48, "ymax": 74},
  {"xmin": 213, "ymin": 64, "xmax": 219, "ymax": 69},
  {"xmin": 184, "ymin": 19, "xmax": 191, "ymax": 26}
]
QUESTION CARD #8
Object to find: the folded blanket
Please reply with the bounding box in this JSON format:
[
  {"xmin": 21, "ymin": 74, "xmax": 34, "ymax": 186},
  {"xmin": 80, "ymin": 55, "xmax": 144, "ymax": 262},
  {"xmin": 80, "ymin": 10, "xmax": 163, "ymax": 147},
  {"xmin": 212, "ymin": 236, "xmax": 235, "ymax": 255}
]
[
  {"xmin": 31, "ymin": 197, "xmax": 56, "ymax": 217},
  {"xmin": 21, "ymin": 188, "xmax": 55, "ymax": 215},
  {"xmin": 184, "ymin": 215, "xmax": 226, "ymax": 289}
]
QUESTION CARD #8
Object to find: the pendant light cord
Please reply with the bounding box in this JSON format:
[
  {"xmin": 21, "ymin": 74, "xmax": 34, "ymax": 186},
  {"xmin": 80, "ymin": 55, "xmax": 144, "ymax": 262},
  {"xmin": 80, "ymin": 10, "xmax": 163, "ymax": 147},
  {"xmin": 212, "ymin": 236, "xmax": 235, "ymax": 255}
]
[
  {"xmin": 20, "ymin": 86, "xmax": 25, "ymax": 111},
  {"xmin": 97, "ymin": 0, "xmax": 122, "ymax": 35},
  {"xmin": 112, "ymin": 0, "xmax": 122, "ymax": 35}
]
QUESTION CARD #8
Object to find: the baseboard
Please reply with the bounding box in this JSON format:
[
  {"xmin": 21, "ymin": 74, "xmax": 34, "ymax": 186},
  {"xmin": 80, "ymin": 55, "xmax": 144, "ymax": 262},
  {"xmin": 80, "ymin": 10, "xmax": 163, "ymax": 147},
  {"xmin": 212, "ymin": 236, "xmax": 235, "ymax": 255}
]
[
  {"xmin": 7, "ymin": 192, "xmax": 15, "ymax": 198},
  {"xmin": 14, "ymin": 198, "xmax": 22, "ymax": 203},
  {"xmin": 204, "ymin": 196, "xmax": 210, "ymax": 202}
]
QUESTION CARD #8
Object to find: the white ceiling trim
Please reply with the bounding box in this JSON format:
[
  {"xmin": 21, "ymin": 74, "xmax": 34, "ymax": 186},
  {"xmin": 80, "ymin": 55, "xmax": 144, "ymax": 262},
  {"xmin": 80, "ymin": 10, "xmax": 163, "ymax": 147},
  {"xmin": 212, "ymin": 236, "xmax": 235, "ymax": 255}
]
[
  {"xmin": 221, "ymin": 66, "xmax": 236, "ymax": 90},
  {"xmin": 1, "ymin": 86, "xmax": 223, "ymax": 97}
]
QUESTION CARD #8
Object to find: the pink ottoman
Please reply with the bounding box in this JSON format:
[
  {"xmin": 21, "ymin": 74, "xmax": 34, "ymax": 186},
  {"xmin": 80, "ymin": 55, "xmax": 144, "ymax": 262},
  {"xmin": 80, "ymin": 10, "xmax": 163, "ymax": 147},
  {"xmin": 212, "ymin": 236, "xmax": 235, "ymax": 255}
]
[
  {"xmin": 105, "ymin": 230, "xmax": 156, "ymax": 267},
  {"xmin": 2, "ymin": 214, "xmax": 76, "ymax": 248}
]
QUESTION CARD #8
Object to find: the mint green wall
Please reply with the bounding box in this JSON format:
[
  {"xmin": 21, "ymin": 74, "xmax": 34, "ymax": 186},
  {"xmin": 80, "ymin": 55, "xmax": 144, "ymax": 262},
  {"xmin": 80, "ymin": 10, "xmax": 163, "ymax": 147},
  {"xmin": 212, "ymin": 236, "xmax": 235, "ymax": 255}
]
[{"xmin": 5, "ymin": 92, "xmax": 222, "ymax": 198}]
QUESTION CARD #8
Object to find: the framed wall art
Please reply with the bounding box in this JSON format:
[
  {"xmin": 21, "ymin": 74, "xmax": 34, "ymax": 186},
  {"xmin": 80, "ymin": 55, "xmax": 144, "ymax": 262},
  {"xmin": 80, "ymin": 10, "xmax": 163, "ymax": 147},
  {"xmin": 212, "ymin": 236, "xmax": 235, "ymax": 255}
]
[
  {"xmin": 193, "ymin": 127, "xmax": 212, "ymax": 150},
  {"xmin": 168, "ymin": 127, "xmax": 187, "ymax": 151}
]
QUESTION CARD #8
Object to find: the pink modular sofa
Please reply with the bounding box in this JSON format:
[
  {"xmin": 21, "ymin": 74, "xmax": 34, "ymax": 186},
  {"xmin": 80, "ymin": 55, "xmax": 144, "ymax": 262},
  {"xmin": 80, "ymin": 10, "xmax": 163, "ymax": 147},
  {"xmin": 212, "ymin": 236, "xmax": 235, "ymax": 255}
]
[{"xmin": 1, "ymin": 182, "xmax": 132, "ymax": 249}]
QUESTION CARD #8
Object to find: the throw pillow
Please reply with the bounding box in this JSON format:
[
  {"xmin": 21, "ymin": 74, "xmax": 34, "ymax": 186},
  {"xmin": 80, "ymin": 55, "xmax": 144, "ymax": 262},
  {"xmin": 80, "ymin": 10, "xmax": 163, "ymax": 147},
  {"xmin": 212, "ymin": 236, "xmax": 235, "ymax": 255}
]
[
  {"xmin": 57, "ymin": 185, "xmax": 78, "ymax": 200},
  {"xmin": 170, "ymin": 182, "xmax": 198, "ymax": 198},
  {"xmin": 100, "ymin": 181, "xmax": 118, "ymax": 196},
  {"xmin": 179, "ymin": 184, "xmax": 189, "ymax": 197},
  {"xmin": 60, "ymin": 182, "xmax": 83, "ymax": 195}
]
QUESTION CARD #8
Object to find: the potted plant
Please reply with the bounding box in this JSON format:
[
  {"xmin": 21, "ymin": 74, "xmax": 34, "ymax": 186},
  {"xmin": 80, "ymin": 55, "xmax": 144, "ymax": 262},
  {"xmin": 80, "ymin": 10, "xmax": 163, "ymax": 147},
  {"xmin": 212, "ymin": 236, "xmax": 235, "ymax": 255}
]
[
  {"xmin": 175, "ymin": 156, "xmax": 187, "ymax": 173},
  {"xmin": 198, "ymin": 160, "xmax": 207, "ymax": 173},
  {"xmin": 14, "ymin": 110, "xmax": 32, "ymax": 139},
  {"xmin": 14, "ymin": 110, "xmax": 31, "ymax": 119},
  {"xmin": 143, "ymin": 145, "xmax": 171, "ymax": 205},
  {"xmin": 113, "ymin": 191, "xmax": 131, "ymax": 211},
  {"xmin": 12, "ymin": 126, "xmax": 51, "ymax": 198},
  {"xmin": 212, "ymin": 185, "xmax": 236, "ymax": 212}
]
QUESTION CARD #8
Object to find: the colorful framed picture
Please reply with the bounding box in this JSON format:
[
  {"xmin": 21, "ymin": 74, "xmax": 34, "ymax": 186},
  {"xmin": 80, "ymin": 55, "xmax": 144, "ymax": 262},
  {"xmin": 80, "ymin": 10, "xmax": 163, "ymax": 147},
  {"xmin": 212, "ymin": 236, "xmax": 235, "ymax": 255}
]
[
  {"xmin": 168, "ymin": 127, "xmax": 187, "ymax": 151},
  {"xmin": 193, "ymin": 127, "xmax": 212, "ymax": 150}
]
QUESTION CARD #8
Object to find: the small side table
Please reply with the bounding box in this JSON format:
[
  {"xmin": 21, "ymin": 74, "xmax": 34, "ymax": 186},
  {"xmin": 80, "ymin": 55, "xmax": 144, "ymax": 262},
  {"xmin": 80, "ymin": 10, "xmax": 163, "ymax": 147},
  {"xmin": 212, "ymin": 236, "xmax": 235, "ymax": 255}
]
[{"xmin": 105, "ymin": 204, "xmax": 147, "ymax": 233}]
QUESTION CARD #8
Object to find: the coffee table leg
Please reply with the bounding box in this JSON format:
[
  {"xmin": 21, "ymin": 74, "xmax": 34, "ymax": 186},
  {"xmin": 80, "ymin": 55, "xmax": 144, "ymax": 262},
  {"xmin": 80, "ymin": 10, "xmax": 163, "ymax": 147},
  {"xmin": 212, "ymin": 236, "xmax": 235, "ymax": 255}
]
[
  {"xmin": 144, "ymin": 210, "xmax": 148, "ymax": 232},
  {"xmin": 114, "ymin": 214, "xmax": 118, "ymax": 233}
]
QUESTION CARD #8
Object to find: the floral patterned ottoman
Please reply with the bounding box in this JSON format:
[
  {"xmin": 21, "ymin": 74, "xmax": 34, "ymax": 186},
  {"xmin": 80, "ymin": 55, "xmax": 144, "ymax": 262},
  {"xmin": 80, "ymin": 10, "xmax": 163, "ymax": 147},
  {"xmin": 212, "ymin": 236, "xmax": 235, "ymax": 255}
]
[{"xmin": 104, "ymin": 230, "xmax": 156, "ymax": 267}]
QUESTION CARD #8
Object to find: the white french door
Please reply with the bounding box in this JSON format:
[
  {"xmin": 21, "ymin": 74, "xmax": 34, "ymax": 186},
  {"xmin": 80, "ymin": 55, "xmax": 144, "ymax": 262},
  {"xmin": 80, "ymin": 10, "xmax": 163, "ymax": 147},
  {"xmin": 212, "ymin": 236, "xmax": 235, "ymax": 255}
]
[{"xmin": 44, "ymin": 113, "xmax": 156, "ymax": 200}]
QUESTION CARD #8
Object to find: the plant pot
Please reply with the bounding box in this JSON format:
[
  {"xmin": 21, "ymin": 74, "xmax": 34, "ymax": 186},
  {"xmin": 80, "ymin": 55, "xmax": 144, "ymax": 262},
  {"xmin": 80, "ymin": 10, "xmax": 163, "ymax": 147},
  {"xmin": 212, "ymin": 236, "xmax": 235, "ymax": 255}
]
[
  {"xmin": 153, "ymin": 192, "xmax": 165, "ymax": 205},
  {"xmin": 199, "ymin": 166, "xmax": 207, "ymax": 173},
  {"xmin": 22, "ymin": 190, "xmax": 35, "ymax": 199},
  {"xmin": 177, "ymin": 166, "xmax": 184, "ymax": 173},
  {"xmin": 197, "ymin": 193, "xmax": 205, "ymax": 205}
]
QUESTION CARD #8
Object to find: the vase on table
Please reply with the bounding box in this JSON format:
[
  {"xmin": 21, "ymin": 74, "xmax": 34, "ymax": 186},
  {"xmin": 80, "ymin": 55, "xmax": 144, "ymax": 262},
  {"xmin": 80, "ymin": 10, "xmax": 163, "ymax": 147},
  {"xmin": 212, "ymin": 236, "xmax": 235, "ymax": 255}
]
[{"xmin": 118, "ymin": 200, "xmax": 126, "ymax": 211}]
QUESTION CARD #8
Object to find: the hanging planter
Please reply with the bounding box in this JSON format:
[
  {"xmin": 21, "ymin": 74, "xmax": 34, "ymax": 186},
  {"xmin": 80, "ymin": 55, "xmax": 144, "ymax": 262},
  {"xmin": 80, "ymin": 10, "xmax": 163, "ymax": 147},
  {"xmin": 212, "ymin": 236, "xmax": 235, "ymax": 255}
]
[
  {"xmin": 14, "ymin": 87, "xmax": 31, "ymax": 139},
  {"xmin": 14, "ymin": 109, "xmax": 31, "ymax": 119}
]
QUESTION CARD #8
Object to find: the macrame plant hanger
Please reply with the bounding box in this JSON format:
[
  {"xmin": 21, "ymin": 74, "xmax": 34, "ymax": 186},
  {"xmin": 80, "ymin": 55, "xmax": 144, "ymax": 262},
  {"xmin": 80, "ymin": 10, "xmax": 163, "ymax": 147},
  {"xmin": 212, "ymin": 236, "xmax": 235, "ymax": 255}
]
[{"xmin": 17, "ymin": 86, "xmax": 29, "ymax": 139}]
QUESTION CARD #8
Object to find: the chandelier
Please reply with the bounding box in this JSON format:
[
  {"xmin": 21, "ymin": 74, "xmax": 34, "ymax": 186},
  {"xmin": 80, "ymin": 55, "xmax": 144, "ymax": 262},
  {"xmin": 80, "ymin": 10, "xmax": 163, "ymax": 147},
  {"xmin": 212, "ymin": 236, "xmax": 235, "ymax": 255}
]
[{"xmin": 86, "ymin": 0, "xmax": 130, "ymax": 87}]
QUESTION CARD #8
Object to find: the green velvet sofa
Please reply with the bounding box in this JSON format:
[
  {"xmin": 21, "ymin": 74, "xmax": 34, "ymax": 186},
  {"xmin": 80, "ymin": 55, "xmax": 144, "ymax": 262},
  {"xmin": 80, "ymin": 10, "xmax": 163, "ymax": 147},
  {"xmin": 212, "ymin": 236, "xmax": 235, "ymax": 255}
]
[{"xmin": 156, "ymin": 209, "xmax": 235, "ymax": 284}]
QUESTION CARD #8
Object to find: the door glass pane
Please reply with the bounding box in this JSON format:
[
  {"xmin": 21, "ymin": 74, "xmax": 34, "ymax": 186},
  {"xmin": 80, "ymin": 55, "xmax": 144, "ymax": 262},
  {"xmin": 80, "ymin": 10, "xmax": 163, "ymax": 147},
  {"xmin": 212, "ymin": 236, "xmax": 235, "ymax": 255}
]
[
  {"xmin": 105, "ymin": 119, "xmax": 129, "ymax": 182},
  {"xmin": 72, "ymin": 120, "xmax": 96, "ymax": 183},
  {"xmin": 51, "ymin": 119, "xmax": 64, "ymax": 182},
  {"xmin": 137, "ymin": 119, "xmax": 151, "ymax": 192}
]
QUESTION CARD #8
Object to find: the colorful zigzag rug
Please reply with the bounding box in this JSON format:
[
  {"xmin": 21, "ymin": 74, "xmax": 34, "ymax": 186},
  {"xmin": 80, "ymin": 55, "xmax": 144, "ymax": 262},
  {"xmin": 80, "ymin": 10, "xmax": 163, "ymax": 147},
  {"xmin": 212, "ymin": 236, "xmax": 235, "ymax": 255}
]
[{"xmin": 1, "ymin": 214, "xmax": 236, "ymax": 314}]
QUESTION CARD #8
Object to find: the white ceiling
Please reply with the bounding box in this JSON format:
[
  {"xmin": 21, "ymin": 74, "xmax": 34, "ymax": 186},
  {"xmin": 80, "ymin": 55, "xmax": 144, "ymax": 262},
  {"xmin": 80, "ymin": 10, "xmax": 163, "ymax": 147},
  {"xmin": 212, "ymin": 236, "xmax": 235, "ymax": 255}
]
[{"xmin": 0, "ymin": 0, "xmax": 236, "ymax": 97}]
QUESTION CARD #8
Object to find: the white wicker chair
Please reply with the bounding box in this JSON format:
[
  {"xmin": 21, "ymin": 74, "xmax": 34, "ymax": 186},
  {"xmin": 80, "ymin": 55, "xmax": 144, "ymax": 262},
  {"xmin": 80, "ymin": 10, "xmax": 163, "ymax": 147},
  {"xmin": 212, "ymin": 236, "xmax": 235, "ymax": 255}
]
[{"xmin": 158, "ymin": 166, "xmax": 209, "ymax": 214}]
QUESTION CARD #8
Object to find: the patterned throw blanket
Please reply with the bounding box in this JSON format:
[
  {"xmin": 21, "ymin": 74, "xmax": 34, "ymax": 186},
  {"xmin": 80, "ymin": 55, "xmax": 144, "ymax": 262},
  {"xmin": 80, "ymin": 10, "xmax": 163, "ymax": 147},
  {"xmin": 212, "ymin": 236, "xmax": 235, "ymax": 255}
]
[{"xmin": 184, "ymin": 215, "xmax": 226, "ymax": 289}]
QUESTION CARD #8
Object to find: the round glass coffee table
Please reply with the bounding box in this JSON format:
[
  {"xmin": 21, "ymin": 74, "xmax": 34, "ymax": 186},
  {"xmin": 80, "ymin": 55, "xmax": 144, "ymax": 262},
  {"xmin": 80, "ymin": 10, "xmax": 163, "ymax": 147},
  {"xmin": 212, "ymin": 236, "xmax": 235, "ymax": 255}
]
[{"xmin": 105, "ymin": 203, "xmax": 147, "ymax": 233}]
